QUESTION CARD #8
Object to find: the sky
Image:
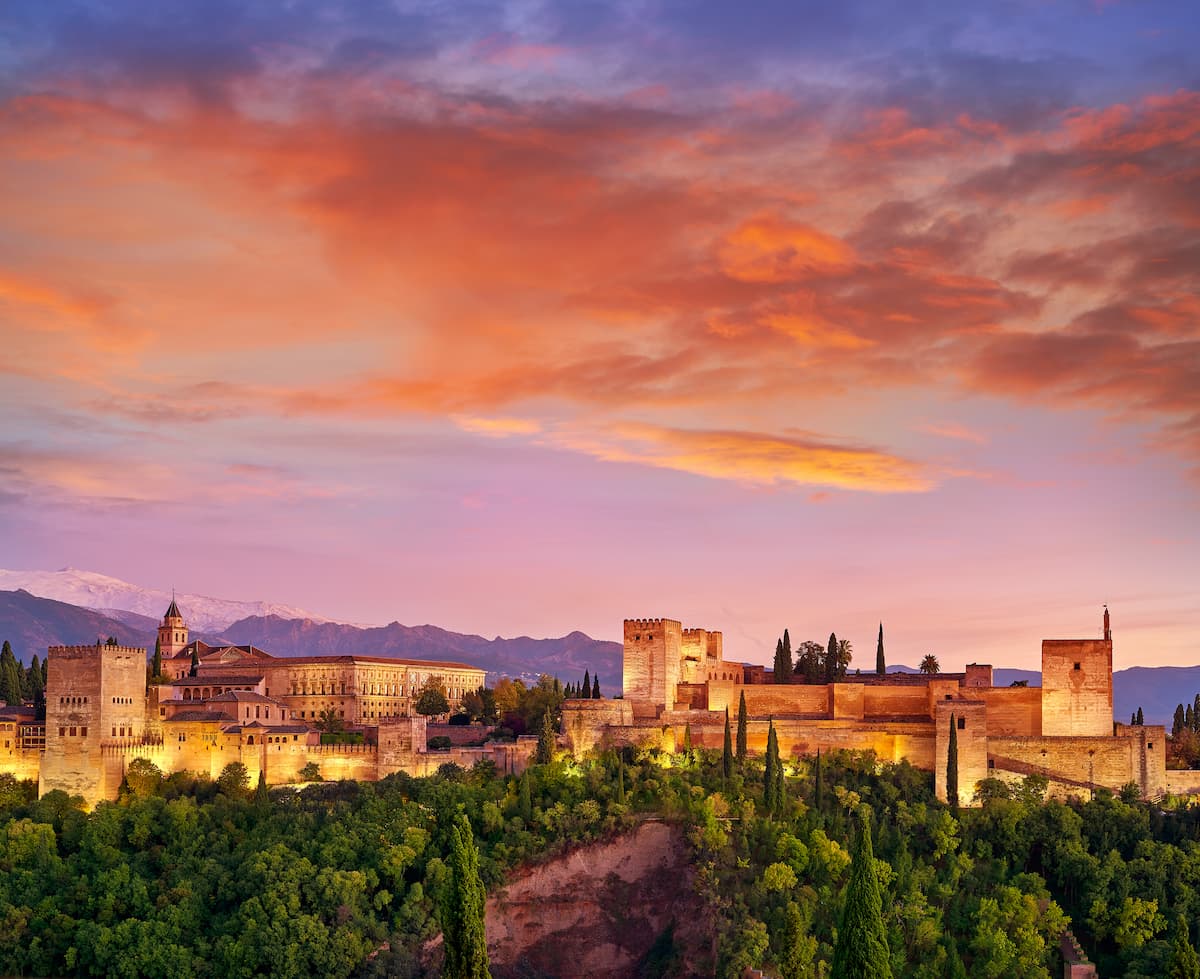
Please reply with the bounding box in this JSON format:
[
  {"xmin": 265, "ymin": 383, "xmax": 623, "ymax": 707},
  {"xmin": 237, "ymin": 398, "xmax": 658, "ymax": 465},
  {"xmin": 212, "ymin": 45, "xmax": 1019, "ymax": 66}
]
[{"xmin": 1, "ymin": 0, "xmax": 1198, "ymax": 673}]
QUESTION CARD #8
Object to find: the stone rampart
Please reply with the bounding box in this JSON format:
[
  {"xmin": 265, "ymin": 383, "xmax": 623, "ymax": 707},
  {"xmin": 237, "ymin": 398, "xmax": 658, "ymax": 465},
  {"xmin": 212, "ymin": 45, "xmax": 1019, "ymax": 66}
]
[
  {"xmin": 988, "ymin": 729, "xmax": 1159, "ymax": 798},
  {"xmin": 561, "ymin": 699, "xmax": 634, "ymax": 754},
  {"xmin": 973, "ymin": 686, "xmax": 1042, "ymax": 736},
  {"xmin": 1164, "ymin": 771, "xmax": 1200, "ymax": 798}
]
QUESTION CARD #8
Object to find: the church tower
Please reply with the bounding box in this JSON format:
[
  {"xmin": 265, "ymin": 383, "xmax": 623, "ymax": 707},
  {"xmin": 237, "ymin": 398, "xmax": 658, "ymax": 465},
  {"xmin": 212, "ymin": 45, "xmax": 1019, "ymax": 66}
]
[{"xmin": 158, "ymin": 595, "xmax": 188, "ymax": 656}]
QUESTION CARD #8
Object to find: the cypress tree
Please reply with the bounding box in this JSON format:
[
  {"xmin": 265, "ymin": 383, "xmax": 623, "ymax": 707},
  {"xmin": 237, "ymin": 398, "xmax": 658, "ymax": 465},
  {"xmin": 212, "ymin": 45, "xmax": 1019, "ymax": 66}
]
[
  {"xmin": 442, "ymin": 815, "xmax": 492, "ymax": 979},
  {"xmin": 29, "ymin": 653, "xmax": 43, "ymax": 708},
  {"xmin": 553, "ymin": 676, "xmax": 561, "ymax": 696},
  {"xmin": 722, "ymin": 707, "xmax": 733, "ymax": 779},
  {"xmin": 876, "ymin": 623, "xmax": 886, "ymax": 676},
  {"xmin": 736, "ymin": 691, "xmax": 748, "ymax": 762},
  {"xmin": 826, "ymin": 632, "xmax": 838, "ymax": 683},
  {"xmin": 774, "ymin": 637, "xmax": 789, "ymax": 683},
  {"xmin": 1194, "ymin": 694, "xmax": 1200, "ymax": 731},
  {"xmin": 1136, "ymin": 707, "xmax": 1144, "ymax": 725},
  {"xmin": 1131, "ymin": 712, "xmax": 1138, "ymax": 726},
  {"xmin": 831, "ymin": 810, "xmax": 892, "ymax": 979},
  {"xmin": 616, "ymin": 755, "xmax": 626, "ymax": 804},
  {"xmin": 254, "ymin": 771, "xmax": 269, "ymax": 809},
  {"xmin": 519, "ymin": 771, "xmax": 532, "ymax": 822},
  {"xmin": 682, "ymin": 723, "xmax": 693, "ymax": 753},
  {"xmin": 773, "ymin": 739, "xmax": 785, "ymax": 816},
  {"xmin": 189, "ymin": 645, "xmax": 199, "ymax": 678},
  {"xmin": 814, "ymin": 748, "xmax": 822, "ymax": 811},
  {"xmin": 764, "ymin": 720, "xmax": 780, "ymax": 815},
  {"xmin": 582, "ymin": 670, "xmax": 590, "ymax": 697},
  {"xmin": 0, "ymin": 642, "xmax": 20, "ymax": 705},
  {"xmin": 1187, "ymin": 705, "xmax": 1195, "ymax": 731},
  {"xmin": 1174, "ymin": 704, "xmax": 1187, "ymax": 736},
  {"xmin": 947, "ymin": 713, "xmax": 959, "ymax": 810},
  {"xmin": 152, "ymin": 637, "xmax": 162, "ymax": 679},
  {"xmin": 591, "ymin": 676, "xmax": 600, "ymax": 698},
  {"xmin": 536, "ymin": 709, "xmax": 555, "ymax": 764},
  {"xmin": 1168, "ymin": 913, "xmax": 1200, "ymax": 979}
]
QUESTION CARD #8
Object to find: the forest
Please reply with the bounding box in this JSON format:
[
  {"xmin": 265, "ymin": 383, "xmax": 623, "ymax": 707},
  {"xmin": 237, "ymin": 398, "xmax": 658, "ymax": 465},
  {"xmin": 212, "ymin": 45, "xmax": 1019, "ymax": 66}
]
[{"xmin": 2, "ymin": 729, "xmax": 1200, "ymax": 976}]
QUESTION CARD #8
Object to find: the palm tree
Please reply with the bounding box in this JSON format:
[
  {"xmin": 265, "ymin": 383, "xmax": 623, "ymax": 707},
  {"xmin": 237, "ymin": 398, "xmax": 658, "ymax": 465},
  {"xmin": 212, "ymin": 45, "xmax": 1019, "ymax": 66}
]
[{"xmin": 919, "ymin": 654, "xmax": 940, "ymax": 675}]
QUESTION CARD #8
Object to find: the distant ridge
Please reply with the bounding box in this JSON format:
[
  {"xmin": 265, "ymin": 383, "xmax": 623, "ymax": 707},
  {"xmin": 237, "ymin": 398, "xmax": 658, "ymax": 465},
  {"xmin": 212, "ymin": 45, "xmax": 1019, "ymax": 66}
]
[{"xmin": 0, "ymin": 587, "xmax": 1195, "ymax": 719}]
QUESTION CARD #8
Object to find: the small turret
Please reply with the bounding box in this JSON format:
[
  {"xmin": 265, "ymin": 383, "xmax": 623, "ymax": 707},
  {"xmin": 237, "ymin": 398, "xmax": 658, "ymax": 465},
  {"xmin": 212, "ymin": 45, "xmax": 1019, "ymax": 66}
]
[
  {"xmin": 158, "ymin": 592, "xmax": 189, "ymax": 657},
  {"xmin": 1103, "ymin": 605, "xmax": 1111, "ymax": 642}
]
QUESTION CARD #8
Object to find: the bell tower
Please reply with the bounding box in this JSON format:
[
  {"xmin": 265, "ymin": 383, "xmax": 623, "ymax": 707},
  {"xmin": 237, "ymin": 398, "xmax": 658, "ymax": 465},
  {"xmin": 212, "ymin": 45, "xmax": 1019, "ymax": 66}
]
[{"xmin": 158, "ymin": 594, "xmax": 188, "ymax": 656}]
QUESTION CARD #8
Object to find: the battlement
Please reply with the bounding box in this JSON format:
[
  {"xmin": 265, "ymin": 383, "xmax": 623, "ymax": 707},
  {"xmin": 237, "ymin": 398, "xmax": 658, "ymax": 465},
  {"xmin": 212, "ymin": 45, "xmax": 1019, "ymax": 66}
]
[
  {"xmin": 48, "ymin": 643, "xmax": 147, "ymax": 660},
  {"xmin": 681, "ymin": 628, "xmax": 710, "ymax": 638},
  {"xmin": 625, "ymin": 618, "xmax": 679, "ymax": 633}
]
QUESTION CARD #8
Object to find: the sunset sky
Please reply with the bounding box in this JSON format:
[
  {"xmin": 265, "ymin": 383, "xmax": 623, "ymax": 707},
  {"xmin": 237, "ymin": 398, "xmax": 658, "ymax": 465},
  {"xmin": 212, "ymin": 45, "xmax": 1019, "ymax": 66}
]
[{"xmin": 2, "ymin": 0, "xmax": 1198, "ymax": 672}]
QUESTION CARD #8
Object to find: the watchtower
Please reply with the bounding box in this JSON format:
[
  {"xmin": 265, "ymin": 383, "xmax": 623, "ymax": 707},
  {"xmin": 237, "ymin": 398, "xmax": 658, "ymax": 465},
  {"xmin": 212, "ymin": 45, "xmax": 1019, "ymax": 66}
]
[
  {"xmin": 158, "ymin": 596, "xmax": 188, "ymax": 657},
  {"xmin": 622, "ymin": 618, "xmax": 683, "ymax": 713},
  {"xmin": 1040, "ymin": 608, "xmax": 1114, "ymax": 737}
]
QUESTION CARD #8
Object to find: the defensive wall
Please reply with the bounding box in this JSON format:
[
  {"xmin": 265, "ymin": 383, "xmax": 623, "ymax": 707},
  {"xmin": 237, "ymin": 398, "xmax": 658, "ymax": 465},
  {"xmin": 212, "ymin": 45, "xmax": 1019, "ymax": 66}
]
[{"xmin": 564, "ymin": 611, "xmax": 1169, "ymax": 805}]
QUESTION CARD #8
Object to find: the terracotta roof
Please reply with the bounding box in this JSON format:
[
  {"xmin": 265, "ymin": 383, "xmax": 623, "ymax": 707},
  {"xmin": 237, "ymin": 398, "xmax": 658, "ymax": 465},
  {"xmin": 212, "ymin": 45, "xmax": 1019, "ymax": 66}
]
[
  {"xmin": 167, "ymin": 674, "xmax": 264, "ymax": 686},
  {"xmin": 275, "ymin": 655, "xmax": 484, "ymax": 671},
  {"xmin": 164, "ymin": 710, "xmax": 227, "ymax": 723}
]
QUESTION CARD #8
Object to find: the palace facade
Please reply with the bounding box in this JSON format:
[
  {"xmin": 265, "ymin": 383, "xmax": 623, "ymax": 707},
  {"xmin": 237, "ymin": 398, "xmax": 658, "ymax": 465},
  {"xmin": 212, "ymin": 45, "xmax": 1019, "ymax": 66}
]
[{"xmin": 1, "ymin": 601, "xmax": 528, "ymax": 807}]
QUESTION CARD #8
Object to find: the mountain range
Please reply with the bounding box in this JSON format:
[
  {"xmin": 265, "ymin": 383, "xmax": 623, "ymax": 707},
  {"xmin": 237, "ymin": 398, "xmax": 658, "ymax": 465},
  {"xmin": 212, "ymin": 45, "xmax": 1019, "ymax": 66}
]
[{"xmin": 0, "ymin": 569, "xmax": 1196, "ymax": 724}]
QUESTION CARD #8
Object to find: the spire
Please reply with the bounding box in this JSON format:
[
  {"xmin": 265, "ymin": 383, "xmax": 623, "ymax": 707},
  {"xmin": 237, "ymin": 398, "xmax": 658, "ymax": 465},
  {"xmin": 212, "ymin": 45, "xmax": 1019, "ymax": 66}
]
[
  {"xmin": 165, "ymin": 588, "xmax": 181, "ymax": 621},
  {"xmin": 1103, "ymin": 604, "xmax": 1111, "ymax": 642}
]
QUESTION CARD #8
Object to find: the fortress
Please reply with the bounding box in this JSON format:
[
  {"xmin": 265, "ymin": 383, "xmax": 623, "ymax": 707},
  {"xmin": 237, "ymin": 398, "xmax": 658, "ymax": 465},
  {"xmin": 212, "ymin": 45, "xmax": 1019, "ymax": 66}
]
[
  {"xmin": 1, "ymin": 601, "xmax": 531, "ymax": 807},
  {"xmin": 562, "ymin": 608, "xmax": 1171, "ymax": 804}
]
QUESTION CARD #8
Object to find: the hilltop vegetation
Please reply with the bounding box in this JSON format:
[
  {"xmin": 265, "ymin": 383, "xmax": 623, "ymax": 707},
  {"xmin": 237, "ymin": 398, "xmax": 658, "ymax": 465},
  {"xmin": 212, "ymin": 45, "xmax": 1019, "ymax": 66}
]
[{"xmin": 0, "ymin": 744, "xmax": 1199, "ymax": 977}]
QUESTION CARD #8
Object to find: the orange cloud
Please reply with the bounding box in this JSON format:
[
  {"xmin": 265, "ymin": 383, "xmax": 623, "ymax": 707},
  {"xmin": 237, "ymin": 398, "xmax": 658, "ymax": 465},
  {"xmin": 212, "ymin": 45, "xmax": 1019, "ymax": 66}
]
[
  {"xmin": 552, "ymin": 423, "xmax": 933, "ymax": 493},
  {"xmin": 718, "ymin": 217, "xmax": 855, "ymax": 282}
]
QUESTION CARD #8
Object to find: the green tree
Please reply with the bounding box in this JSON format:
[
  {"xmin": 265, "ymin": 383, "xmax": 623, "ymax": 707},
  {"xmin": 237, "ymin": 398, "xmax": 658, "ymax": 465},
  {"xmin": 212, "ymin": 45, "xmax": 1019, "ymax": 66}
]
[
  {"xmin": 825, "ymin": 632, "xmax": 838, "ymax": 683},
  {"xmin": 414, "ymin": 676, "xmax": 451, "ymax": 717},
  {"xmin": 519, "ymin": 770, "xmax": 533, "ymax": 822},
  {"xmin": 254, "ymin": 771, "xmax": 270, "ymax": 808},
  {"xmin": 217, "ymin": 762, "xmax": 250, "ymax": 799},
  {"xmin": 722, "ymin": 707, "xmax": 733, "ymax": 779},
  {"xmin": 777, "ymin": 900, "xmax": 817, "ymax": 979},
  {"xmin": 582, "ymin": 670, "xmax": 590, "ymax": 698},
  {"xmin": 317, "ymin": 707, "xmax": 344, "ymax": 734},
  {"xmin": 189, "ymin": 644, "xmax": 199, "ymax": 678},
  {"xmin": 920, "ymin": 654, "xmax": 940, "ymax": 675},
  {"xmin": 591, "ymin": 675, "xmax": 600, "ymax": 699},
  {"xmin": 152, "ymin": 636, "xmax": 162, "ymax": 678},
  {"xmin": 1174, "ymin": 704, "xmax": 1186, "ymax": 736},
  {"xmin": 442, "ymin": 814, "xmax": 491, "ymax": 979},
  {"xmin": 876, "ymin": 622, "xmax": 886, "ymax": 676},
  {"xmin": 814, "ymin": 748, "xmax": 822, "ymax": 811},
  {"xmin": 764, "ymin": 720, "xmax": 781, "ymax": 816},
  {"xmin": 299, "ymin": 761, "xmax": 321, "ymax": 781},
  {"xmin": 28, "ymin": 652, "xmax": 44, "ymax": 710},
  {"xmin": 947, "ymin": 713, "xmax": 959, "ymax": 810},
  {"xmin": 535, "ymin": 709, "xmax": 556, "ymax": 764},
  {"xmin": 774, "ymin": 637, "xmax": 790, "ymax": 683},
  {"xmin": 736, "ymin": 691, "xmax": 748, "ymax": 762},
  {"xmin": 795, "ymin": 640, "xmax": 824, "ymax": 683},
  {"xmin": 1136, "ymin": 706, "xmax": 1144, "ymax": 725},
  {"xmin": 831, "ymin": 809, "xmax": 892, "ymax": 979},
  {"xmin": 1168, "ymin": 914, "xmax": 1200, "ymax": 979},
  {"xmin": 0, "ymin": 641, "xmax": 21, "ymax": 705},
  {"xmin": 123, "ymin": 758, "xmax": 164, "ymax": 798},
  {"xmin": 616, "ymin": 755, "xmax": 626, "ymax": 804}
]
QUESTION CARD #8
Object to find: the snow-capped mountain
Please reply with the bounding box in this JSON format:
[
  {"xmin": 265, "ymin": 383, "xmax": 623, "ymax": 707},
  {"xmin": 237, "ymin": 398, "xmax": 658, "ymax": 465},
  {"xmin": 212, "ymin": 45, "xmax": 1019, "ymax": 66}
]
[{"xmin": 0, "ymin": 568, "xmax": 336, "ymax": 633}]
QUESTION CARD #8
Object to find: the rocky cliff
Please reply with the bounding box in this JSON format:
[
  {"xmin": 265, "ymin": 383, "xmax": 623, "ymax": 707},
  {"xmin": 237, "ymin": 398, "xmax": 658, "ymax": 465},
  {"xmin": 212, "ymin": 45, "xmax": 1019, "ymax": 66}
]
[{"xmin": 486, "ymin": 820, "xmax": 711, "ymax": 978}]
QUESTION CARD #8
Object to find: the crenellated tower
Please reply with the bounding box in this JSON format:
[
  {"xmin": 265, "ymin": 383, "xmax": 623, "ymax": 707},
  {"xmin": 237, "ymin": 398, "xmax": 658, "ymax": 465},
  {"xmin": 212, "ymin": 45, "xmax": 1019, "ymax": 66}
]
[{"xmin": 158, "ymin": 595, "xmax": 188, "ymax": 657}]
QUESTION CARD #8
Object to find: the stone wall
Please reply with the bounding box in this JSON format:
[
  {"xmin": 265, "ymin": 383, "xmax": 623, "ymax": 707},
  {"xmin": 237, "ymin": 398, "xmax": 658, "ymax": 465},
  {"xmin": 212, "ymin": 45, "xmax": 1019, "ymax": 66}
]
[
  {"xmin": 973, "ymin": 687, "xmax": 1042, "ymax": 736},
  {"xmin": 706, "ymin": 680, "xmax": 830, "ymax": 716},
  {"xmin": 1164, "ymin": 771, "xmax": 1200, "ymax": 797},
  {"xmin": 561, "ymin": 699, "xmax": 635, "ymax": 754},
  {"xmin": 935, "ymin": 701, "xmax": 989, "ymax": 805},
  {"xmin": 988, "ymin": 728, "xmax": 1163, "ymax": 798}
]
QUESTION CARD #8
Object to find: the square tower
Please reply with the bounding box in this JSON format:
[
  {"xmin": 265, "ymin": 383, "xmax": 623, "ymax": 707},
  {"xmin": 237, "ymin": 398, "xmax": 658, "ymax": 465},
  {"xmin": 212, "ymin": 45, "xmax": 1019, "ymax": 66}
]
[
  {"xmin": 622, "ymin": 618, "xmax": 682, "ymax": 712},
  {"xmin": 1040, "ymin": 639, "xmax": 1113, "ymax": 737},
  {"xmin": 40, "ymin": 642, "xmax": 147, "ymax": 805}
]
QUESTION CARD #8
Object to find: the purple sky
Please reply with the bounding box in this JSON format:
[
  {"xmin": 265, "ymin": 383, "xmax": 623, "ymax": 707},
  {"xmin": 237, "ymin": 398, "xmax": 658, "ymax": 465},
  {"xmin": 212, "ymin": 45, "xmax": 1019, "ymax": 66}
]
[{"xmin": 1, "ymin": 0, "xmax": 1198, "ymax": 671}]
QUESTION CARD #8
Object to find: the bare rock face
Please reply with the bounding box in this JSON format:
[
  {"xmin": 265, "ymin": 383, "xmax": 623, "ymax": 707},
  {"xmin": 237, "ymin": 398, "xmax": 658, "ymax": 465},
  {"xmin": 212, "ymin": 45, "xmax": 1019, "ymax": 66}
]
[{"xmin": 486, "ymin": 821, "xmax": 711, "ymax": 978}]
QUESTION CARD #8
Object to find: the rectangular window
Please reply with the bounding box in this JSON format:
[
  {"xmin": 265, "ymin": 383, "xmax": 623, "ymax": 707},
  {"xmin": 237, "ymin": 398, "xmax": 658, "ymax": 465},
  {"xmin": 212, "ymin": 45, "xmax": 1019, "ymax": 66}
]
[
  {"xmin": 59, "ymin": 727, "xmax": 65, "ymax": 737},
  {"xmin": 957, "ymin": 717, "xmax": 966, "ymax": 730},
  {"xmin": 1074, "ymin": 662, "xmax": 1081, "ymax": 671},
  {"xmin": 80, "ymin": 727, "xmax": 87, "ymax": 737},
  {"xmin": 69, "ymin": 727, "xmax": 76, "ymax": 736}
]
